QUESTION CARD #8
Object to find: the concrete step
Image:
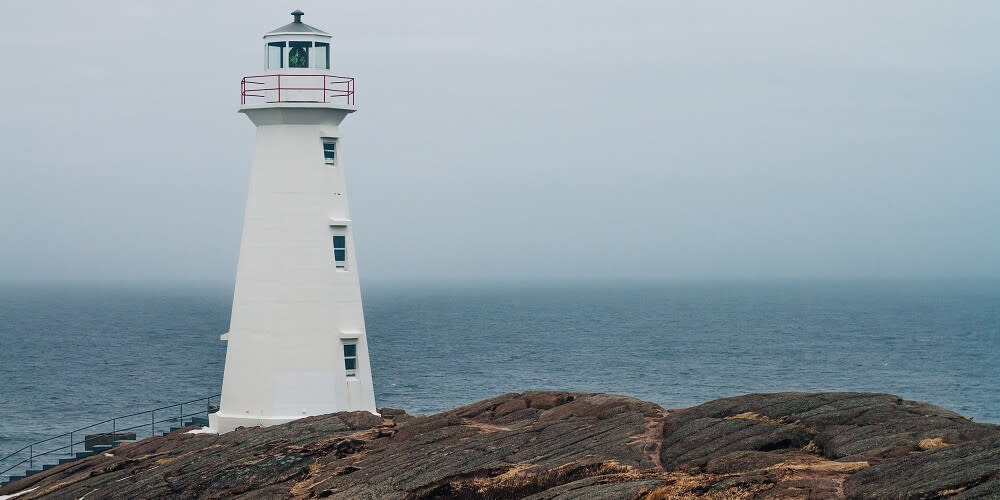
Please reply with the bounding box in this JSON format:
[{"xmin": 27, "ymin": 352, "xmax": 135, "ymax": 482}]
[
  {"xmin": 187, "ymin": 416, "xmax": 209, "ymax": 426},
  {"xmin": 112, "ymin": 440, "xmax": 135, "ymax": 447},
  {"xmin": 85, "ymin": 432, "xmax": 137, "ymax": 450},
  {"xmin": 24, "ymin": 469, "xmax": 42, "ymax": 477},
  {"xmin": 75, "ymin": 450, "xmax": 97, "ymax": 459},
  {"xmin": 5, "ymin": 474, "xmax": 26, "ymax": 483},
  {"xmin": 59, "ymin": 456, "xmax": 80, "ymax": 464}
]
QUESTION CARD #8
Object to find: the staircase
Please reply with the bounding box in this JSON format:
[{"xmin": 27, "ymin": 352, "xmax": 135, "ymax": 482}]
[{"xmin": 0, "ymin": 396, "xmax": 218, "ymax": 487}]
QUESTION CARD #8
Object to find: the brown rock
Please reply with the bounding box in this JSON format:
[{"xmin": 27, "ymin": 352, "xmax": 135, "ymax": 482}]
[
  {"xmin": 1, "ymin": 391, "xmax": 996, "ymax": 499},
  {"xmin": 493, "ymin": 396, "xmax": 528, "ymax": 416}
]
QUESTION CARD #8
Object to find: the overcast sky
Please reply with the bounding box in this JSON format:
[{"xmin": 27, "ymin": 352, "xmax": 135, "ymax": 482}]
[{"xmin": 0, "ymin": 1, "xmax": 997, "ymax": 282}]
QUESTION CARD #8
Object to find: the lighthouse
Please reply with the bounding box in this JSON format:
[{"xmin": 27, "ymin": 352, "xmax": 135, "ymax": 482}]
[{"xmin": 209, "ymin": 11, "xmax": 376, "ymax": 434}]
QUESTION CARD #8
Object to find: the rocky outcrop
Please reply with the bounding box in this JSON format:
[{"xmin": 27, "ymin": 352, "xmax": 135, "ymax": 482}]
[
  {"xmin": 1, "ymin": 391, "xmax": 997, "ymax": 499},
  {"xmin": 656, "ymin": 392, "xmax": 1000, "ymax": 498}
]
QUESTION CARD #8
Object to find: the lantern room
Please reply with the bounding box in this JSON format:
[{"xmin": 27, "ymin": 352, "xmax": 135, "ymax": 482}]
[
  {"xmin": 241, "ymin": 10, "xmax": 355, "ymax": 106},
  {"xmin": 263, "ymin": 10, "xmax": 331, "ymax": 71}
]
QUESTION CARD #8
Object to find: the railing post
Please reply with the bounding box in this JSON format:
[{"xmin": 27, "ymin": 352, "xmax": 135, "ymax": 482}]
[
  {"xmin": 323, "ymin": 75, "xmax": 327, "ymax": 103},
  {"xmin": 70, "ymin": 432, "xmax": 73, "ymax": 456},
  {"xmin": 112, "ymin": 418, "xmax": 116, "ymax": 446},
  {"xmin": 151, "ymin": 410, "xmax": 155, "ymax": 437},
  {"xmin": 277, "ymin": 74, "xmax": 281, "ymax": 102},
  {"xmin": 180, "ymin": 403, "xmax": 183, "ymax": 424},
  {"xmin": 29, "ymin": 445, "xmax": 32, "ymax": 469}
]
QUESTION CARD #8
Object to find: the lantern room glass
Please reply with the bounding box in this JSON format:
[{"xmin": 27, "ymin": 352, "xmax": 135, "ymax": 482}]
[
  {"xmin": 263, "ymin": 40, "xmax": 331, "ymax": 70},
  {"xmin": 267, "ymin": 42, "xmax": 285, "ymax": 69},
  {"xmin": 315, "ymin": 42, "xmax": 329, "ymax": 69},
  {"xmin": 288, "ymin": 41, "xmax": 310, "ymax": 68}
]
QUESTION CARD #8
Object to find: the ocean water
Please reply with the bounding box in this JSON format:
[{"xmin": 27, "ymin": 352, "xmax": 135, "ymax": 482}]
[{"xmin": 1, "ymin": 280, "xmax": 998, "ymax": 463}]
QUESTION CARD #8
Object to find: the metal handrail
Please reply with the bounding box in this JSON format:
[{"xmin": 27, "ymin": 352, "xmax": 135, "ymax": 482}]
[
  {"xmin": 240, "ymin": 73, "xmax": 355, "ymax": 105},
  {"xmin": 0, "ymin": 394, "xmax": 220, "ymax": 481}
]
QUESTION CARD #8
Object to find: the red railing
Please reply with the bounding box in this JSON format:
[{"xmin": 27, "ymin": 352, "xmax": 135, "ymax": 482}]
[{"xmin": 241, "ymin": 74, "xmax": 355, "ymax": 105}]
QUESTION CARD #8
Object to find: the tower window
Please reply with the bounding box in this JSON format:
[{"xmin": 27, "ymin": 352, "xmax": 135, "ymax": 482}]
[
  {"xmin": 267, "ymin": 42, "xmax": 285, "ymax": 69},
  {"xmin": 332, "ymin": 232, "xmax": 347, "ymax": 269},
  {"xmin": 288, "ymin": 41, "xmax": 310, "ymax": 68},
  {"xmin": 343, "ymin": 341, "xmax": 358, "ymax": 377},
  {"xmin": 322, "ymin": 139, "xmax": 336, "ymax": 165}
]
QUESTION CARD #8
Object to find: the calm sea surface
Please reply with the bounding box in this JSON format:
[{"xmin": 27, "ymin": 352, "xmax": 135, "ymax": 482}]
[{"xmin": 1, "ymin": 280, "xmax": 998, "ymax": 460}]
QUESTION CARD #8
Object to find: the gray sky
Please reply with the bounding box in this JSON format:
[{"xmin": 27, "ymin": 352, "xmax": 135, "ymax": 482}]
[{"xmin": 0, "ymin": 1, "xmax": 997, "ymax": 282}]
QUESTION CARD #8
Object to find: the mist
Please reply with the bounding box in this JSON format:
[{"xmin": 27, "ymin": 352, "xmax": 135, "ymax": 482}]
[{"xmin": 1, "ymin": 1, "xmax": 997, "ymax": 282}]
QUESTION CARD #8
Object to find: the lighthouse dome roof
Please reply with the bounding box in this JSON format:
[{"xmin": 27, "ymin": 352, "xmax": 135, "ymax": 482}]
[{"xmin": 267, "ymin": 10, "xmax": 329, "ymax": 36}]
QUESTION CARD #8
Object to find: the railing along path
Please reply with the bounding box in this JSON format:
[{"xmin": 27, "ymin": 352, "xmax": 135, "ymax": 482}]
[{"xmin": 0, "ymin": 394, "xmax": 220, "ymax": 483}]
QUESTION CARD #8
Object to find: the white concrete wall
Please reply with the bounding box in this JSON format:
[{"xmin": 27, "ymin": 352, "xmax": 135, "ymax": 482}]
[{"xmin": 211, "ymin": 103, "xmax": 376, "ymax": 434}]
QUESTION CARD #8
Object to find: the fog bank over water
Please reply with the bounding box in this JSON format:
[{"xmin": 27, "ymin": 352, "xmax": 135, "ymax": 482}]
[{"xmin": 0, "ymin": 1, "xmax": 997, "ymax": 282}]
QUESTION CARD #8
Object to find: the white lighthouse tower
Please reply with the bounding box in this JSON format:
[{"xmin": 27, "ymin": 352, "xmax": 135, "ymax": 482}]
[{"xmin": 209, "ymin": 10, "xmax": 376, "ymax": 434}]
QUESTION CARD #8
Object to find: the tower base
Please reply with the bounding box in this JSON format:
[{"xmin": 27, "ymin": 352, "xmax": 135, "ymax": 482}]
[
  {"xmin": 209, "ymin": 412, "xmax": 302, "ymax": 434},
  {"xmin": 208, "ymin": 407, "xmax": 378, "ymax": 434}
]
